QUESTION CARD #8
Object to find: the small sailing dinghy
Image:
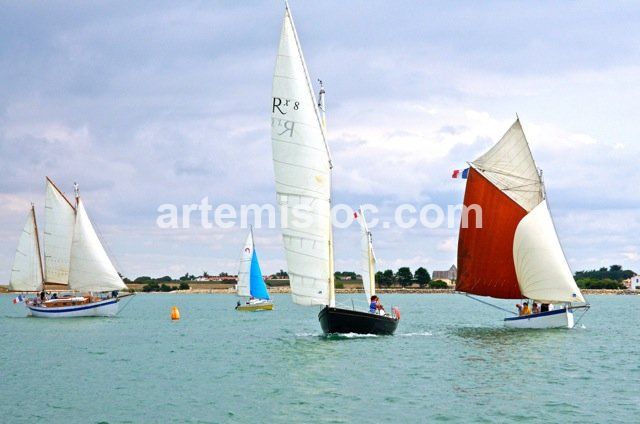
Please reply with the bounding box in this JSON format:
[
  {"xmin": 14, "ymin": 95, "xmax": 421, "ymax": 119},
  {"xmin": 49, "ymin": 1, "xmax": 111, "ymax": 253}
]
[
  {"xmin": 8, "ymin": 178, "xmax": 128, "ymax": 318},
  {"xmin": 270, "ymin": 4, "xmax": 399, "ymax": 335},
  {"xmin": 235, "ymin": 228, "xmax": 272, "ymax": 311},
  {"xmin": 456, "ymin": 119, "xmax": 589, "ymax": 329}
]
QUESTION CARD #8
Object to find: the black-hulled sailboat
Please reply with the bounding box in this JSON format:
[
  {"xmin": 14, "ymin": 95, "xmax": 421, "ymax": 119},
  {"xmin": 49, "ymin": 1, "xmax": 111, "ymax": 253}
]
[{"xmin": 270, "ymin": 3, "xmax": 399, "ymax": 335}]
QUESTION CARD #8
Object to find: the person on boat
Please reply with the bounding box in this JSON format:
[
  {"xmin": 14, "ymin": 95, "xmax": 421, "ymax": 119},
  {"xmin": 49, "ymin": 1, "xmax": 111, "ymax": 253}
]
[
  {"xmin": 39, "ymin": 290, "xmax": 46, "ymax": 302},
  {"xmin": 111, "ymin": 290, "xmax": 119, "ymax": 299},
  {"xmin": 516, "ymin": 302, "xmax": 531, "ymax": 316},
  {"xmin": 369, "ymin": 295, "xmax": 378, "ymax": 313},
  {"xmin": 376, "ymin": 297, "xmax": 386, "ymax": 315},
  {"xmin": 541, "ymin": 303, "xmax": 549, "ymax": 312},
  {"xmin": 548, "ymin": 303, "xmax": 554, "ymax": 311},
  {"xmin": 51, "ymin": 293, "xmax": 58, "ymax": 300},
  {"xmin": 532, "ymin": 303, "xmax": 540, "ymax": 314}
]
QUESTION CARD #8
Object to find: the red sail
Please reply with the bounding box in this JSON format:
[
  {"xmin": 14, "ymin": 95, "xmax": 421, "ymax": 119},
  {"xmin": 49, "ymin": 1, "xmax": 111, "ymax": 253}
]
[{"xmin": 456, "ymin": 167, "xmax": 526, "ymax": 299}]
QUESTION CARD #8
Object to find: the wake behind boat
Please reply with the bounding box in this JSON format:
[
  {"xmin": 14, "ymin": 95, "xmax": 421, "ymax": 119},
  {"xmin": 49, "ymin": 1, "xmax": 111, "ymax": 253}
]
[
  {"xmin": 270, "ymin": 5, "xmax": 398, "ymax": 335},
  {"xmin": 235, "ymin": 228, "xmax": 272, "ymax": 311},
  {"xmin": 9, "ymin": 178, "xmax": 129, "ymax": 318},
  {"xmin": 456, "ymin": 119, "xmax": 589, "ymax": 329}
]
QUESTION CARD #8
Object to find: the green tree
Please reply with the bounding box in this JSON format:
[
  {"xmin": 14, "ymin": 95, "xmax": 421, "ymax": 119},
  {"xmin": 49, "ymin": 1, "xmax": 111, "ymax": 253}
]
[
  {"xmin": 414, "ymin": 267, "xmax": 431, "ymax": 287},
  {"xmin": 429, "ymin": 280, "xmax": 448, "ymax": 289},
  {"xmin": 134, "ymin": 276, "xmax": 152, "ymax": 283},
  {"xmin": 380, "ymin": 269, "xmax": 394, "ymax": 287},
  {"xmin": 179, "ymin": 282, "xmax": 190, "ymax": 290},
  {"xmin": 396, "ymin": 267, "xmax": 413, "ymax": 287}
]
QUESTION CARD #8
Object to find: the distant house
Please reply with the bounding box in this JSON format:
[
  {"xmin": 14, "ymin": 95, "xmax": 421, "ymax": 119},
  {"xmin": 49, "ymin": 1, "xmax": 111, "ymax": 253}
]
[
  {"xmin": 195, "ymin": 275, "xmax": 237, "ymax": 282},
  {"xmin": 432, "ymin": 265, "xmax": 457, "ymax": 282},
  {"xmin": 629, "ymin": 275, "xmax": 640, "ymax": 291}
]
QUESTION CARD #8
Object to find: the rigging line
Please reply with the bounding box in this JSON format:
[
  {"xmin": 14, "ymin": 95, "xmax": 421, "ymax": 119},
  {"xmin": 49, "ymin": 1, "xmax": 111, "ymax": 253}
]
[
  {"xmin": 459, "ymin": 292, "xmax": 518, "ymax": 315},
  {"xmin": 474, "ymin": 167, "xmax": 542, "ymax": 183},
  {"xmin": 115, "ymin": 293, "xmax": 135, "ymax": 316},
  {"xmin": 572, "ymin": 304, "xmax": 590, "ymax": 327}
]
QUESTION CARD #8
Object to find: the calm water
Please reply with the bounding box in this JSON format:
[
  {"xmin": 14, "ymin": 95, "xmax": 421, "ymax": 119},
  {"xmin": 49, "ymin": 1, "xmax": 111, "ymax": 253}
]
[{"xmin": 0, "ymin": 293, "xmax": 638, "ymax": 423}]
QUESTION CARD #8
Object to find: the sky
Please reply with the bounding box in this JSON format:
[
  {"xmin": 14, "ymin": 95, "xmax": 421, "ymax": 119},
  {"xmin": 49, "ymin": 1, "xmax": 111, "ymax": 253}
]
[{"xmin": 1, "ymin": 0, "xmax": 639, "ymax": 282}]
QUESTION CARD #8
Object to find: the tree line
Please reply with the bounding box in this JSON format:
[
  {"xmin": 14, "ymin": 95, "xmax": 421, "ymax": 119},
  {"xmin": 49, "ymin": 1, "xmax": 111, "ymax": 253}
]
[{"xmin": 574, "ymin": 265, "xmax": 635, "ymax": 290}]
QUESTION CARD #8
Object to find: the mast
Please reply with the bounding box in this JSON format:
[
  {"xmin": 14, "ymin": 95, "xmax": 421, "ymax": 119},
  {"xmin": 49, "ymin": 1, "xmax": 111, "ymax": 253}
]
[
  {"xmin": 321, "ymin": 80, "xmax": 336, "ymax": 307},
  {"xmin": 74, "ymin": 182, "xmax": 80, "ymax": 207},
  {"xmin": 31, "ymin": 204, "xmax": 45, "ymax": 291}
]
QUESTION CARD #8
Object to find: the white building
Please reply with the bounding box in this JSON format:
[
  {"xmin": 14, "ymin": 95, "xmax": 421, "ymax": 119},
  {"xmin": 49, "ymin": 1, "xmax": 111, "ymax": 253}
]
[{"xmin": 630, "ymin": 276, "xmax": 640, "ymax": 291}]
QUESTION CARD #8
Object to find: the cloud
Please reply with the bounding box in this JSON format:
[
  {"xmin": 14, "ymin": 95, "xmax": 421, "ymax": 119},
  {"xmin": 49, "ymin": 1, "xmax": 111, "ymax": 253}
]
[{"xmin": 0, "ymin": 1, "xmax": 638, "ymax": 282}]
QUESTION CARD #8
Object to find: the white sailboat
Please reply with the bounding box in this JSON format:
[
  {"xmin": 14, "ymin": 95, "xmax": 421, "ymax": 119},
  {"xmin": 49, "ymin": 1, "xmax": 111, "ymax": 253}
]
[
  {"xmin": 456, "ymin": 119, "xmax": 589, "ymax": 328},
  {"xmin": 9, "ymin": 178, "xmax": 128, "ymax": 318},
  {"xmin": 271, "ymin": 3, "xmax": 398, "ymax": 334},
  {"xmin": 235, "ymin": 228, "xmax": 273, "ymax": 311}
]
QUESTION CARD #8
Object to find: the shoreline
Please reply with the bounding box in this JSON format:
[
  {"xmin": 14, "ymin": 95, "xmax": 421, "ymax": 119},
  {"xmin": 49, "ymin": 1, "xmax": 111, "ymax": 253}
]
[{"xmin": 136, "ymin": 287, "xmax": 640, "ymax": 295}]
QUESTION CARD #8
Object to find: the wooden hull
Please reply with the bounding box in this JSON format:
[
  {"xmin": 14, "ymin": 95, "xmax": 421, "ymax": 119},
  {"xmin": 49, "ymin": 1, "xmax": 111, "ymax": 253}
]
[
  {"xmin": 235, "ymin": 301, "xmax": 273, "ymax": 311},
  {"xmin": 504, "ymin": 308, "xmax": 574, "ymax": 329},
  {"xmin": 26, "ymin": 298, "xmax": 119, "ymax": 318},
  {"xmin": 318, "ymin": 306, "xmax": 399, "ymax": 335}
]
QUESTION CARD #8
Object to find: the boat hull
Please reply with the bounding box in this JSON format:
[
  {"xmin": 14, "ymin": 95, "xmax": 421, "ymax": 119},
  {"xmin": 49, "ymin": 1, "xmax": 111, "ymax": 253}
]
[
  {"xmin": 318, "ymin": 306, "xmax": 399, "ymax": 335},
  {"xmin": 26, "ymin": 298, "xmax": 119, "ymax": 318},
  {"xmin": 504, "ymin": 308, "xmax": 574, "ymax": 329},
  {"xmin": 235, "ymin": 301, "xmax": 273, "ymax": 311}
]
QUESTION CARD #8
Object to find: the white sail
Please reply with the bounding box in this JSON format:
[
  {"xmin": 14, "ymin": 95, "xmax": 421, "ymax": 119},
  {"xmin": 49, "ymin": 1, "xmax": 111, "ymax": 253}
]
[
  {"xmin": 472, "ymin": 119, "xmax": 543, "ymax": 212},
  {"xmin": 9, "ymin": 209, "xmax": 43, "ymax": 292},
  {"xmin": 68, "ymin": 199, "xmax": 126, "ymax": 292},
  {"xmin": 513, "ymin": 200, "xmax": 585, "ymax": 303},
  {"xmin": 236, "ymin": 230, "xmax": 253, "ymax": 297},
  {"xmin": 44, "ymin": 179, "xmax": 75, "ymax": 284},
  {"xmin": 355, "ymin": 208, "xmax": 376, "ymax": 303},
  {"xmin": 271, "ymin": 5, "xmax": 333, "ymax": 306}
]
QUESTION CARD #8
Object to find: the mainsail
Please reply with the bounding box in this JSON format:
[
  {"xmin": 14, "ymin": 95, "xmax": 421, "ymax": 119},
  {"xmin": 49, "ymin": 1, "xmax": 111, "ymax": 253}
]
[
  {"xmin": 67, "ymin": 199, "xmax": 126, "ymax": 292},
  {"xmin": 236, "ymin": 231, "xmax": 253, "ymax": 297},
  {"xmin": 9, "ymin": 207, "xmax": 43, "ymax": 292},
  {"xmin": 355, "ymin": 208, "xmax": 376, "ymax": 303},
  {"xmin": 44, "ymin": 178, "xmax": 75, "ymax": 284},
  {"xmin": 271, "ymin": 5, "xmax": 334, "ymax": 306},
  {"xmin": 457, "ymin": 119, "xmax": 584, "ymax": 304}
]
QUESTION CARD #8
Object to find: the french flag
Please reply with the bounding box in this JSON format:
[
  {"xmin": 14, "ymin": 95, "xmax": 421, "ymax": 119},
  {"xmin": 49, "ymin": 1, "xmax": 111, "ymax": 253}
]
[
  {"xmin": 12, "ymin": 294, "xmax": 25, "ymax": 304},
  {"xmin": 452, "ymin": 168, "xmax": 469, "ymax": 179}
]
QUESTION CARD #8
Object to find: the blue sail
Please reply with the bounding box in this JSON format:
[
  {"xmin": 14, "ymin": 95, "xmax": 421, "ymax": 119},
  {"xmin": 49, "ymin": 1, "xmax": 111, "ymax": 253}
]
[{"xmin": 249, "ymin": 249, "xmax": 269, "ymax": 300}]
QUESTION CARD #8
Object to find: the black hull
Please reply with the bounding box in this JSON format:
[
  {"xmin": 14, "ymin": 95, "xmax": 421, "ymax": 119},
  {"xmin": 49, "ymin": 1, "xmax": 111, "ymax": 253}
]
[{"xmin": 318, "ymin": 306, "xmax": 399, "ymax": 335}]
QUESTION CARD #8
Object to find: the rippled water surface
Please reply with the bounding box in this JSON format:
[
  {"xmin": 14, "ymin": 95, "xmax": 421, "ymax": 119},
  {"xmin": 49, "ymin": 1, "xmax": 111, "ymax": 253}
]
[{"xmin": 0, "ymin": 293, "xmax": 638, "ymax": 423}]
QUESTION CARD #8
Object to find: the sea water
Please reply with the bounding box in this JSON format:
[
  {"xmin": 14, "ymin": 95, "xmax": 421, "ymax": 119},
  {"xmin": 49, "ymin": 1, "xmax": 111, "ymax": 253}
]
[{"xmin": 0, "ymin": 294, "xmax": 637, "ymax": 423}]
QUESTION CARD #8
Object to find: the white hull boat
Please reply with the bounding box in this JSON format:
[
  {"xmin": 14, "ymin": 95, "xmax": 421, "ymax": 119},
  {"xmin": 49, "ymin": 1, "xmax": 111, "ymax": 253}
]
[
  {"xmin": 456, "ymin": 119, "xmax": 589, "ymax": 327},
  {"xmin": 504, "ymin": 308, "xmax": 574, "ymax": 329},
  {"xmin": 27, "ymin": 297, "xmax": 119, "ymax": 318},
  {"xmin": 8, "ymin": 178, "xmax": 129, "ymax": 318}
]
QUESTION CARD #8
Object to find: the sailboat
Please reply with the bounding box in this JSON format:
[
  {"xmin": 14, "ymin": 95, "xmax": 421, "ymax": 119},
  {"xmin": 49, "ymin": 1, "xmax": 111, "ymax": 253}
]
[
  {"xmin": 8, "ymin": 177, "xmax": 128, "ymax": 318},
  {"xmin": 235, "ymin": 228, "xmax": 273, "ymax": 311},
  {"xmin": 319, "ymin": 207, "xmax": 399, "ymax": 334},
  {"xmin": 456, "ymin": 119, "xmax": 589, "ymax": 329},
  {"xmin": 270, "ymin": 3, "xmax": 399, "ymax": 334}
]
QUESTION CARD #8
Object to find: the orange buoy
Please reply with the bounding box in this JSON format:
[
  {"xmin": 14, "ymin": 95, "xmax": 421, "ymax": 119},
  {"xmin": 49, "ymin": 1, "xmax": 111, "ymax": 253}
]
[{"xmin": 171, "ymin": 306, "xmax": 180, "ymax": 320}]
